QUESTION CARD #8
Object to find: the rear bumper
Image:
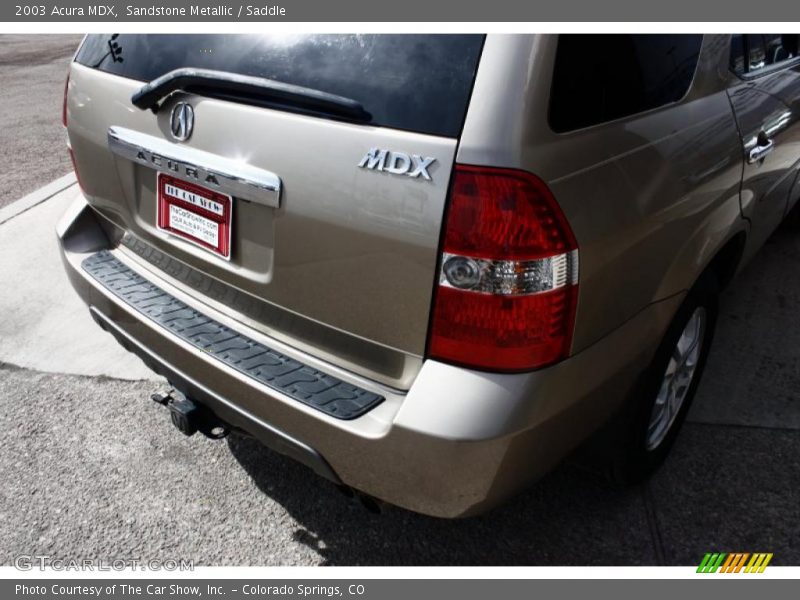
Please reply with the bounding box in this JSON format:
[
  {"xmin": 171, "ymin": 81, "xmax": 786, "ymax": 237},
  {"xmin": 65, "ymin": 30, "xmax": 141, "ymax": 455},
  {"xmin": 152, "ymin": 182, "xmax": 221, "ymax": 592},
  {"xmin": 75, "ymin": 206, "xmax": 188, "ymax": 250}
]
[{"xmin": 58, "ymin": 193, "xmax": 683, "ymax": 517}]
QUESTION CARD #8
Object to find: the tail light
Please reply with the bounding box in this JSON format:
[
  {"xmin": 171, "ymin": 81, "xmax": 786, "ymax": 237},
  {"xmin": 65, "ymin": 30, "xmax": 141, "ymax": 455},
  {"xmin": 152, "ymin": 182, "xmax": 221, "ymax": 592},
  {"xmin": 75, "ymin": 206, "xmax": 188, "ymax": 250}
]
[
  {"xmin": 63, "ymin": 72, "xmax": 85, "ymax": 192},
  {"xmin": 62, "ymin": 74, "xmax": 69, "ymax": 127},
  {"xmin": 428, "ymin": 165, "xmax": 579, "ymax": 372}
]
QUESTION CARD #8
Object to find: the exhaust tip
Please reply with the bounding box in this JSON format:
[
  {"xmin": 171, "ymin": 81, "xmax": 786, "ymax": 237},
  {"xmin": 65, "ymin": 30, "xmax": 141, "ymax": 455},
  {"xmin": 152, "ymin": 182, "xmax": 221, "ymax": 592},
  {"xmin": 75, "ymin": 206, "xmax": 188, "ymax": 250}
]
[
  {"xmin": 336, "ymin": 484, "xmax": 355, "ymax": 499},
  {"xmin": 336, "ymin": 485, "xmax": 383, "ymax": 513},
  {"xmin": 356, "ymin": 492, "xmax": 384, "ymax": 514}
]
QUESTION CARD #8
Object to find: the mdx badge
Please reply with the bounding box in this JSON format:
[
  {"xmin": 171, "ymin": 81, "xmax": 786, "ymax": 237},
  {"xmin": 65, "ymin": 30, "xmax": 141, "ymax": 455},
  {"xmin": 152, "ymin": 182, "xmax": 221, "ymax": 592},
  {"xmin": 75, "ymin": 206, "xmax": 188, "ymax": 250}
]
[{"xmin": 358, "ymin": 148, "xmax": 436, "ymax": 181}]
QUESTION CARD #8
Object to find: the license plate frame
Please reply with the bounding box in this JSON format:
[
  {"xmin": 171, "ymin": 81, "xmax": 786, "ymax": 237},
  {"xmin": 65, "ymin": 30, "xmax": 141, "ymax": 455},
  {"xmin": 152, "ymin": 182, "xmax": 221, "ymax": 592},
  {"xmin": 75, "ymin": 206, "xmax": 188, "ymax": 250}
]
[{"xmin": 156, "ymin": 173, "xmax": 233, "ymax": 261}]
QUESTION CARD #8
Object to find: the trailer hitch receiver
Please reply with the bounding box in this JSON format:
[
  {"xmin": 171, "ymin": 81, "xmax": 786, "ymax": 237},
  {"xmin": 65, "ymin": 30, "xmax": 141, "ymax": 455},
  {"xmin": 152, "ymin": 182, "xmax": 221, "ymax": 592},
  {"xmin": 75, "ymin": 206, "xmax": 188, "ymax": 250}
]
[{"xmin": 151, "ymin": 389, "xmax": 229, "ymax": 439}]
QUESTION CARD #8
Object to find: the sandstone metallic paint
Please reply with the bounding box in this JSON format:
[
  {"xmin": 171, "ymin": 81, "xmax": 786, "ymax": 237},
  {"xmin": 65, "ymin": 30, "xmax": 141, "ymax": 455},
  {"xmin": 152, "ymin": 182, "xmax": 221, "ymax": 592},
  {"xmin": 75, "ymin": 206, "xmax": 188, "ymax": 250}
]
[
  {"xmin": 66, "ymin": 63, "xmax": 458, "ymax": 389},
  {"xmin": 726, "ymin": 63, "xmax": 800, "ymax": 261},
  {"xmin": 58, "ymin": 192, "xmax": 683, "ymax": 516},
  {"xmin": 459, "ymin": 35, "xmax": 749, "ymax": 353},
  {"xmin": 59, "ymin": 34, "xmax": 800, "ymax": 516}
]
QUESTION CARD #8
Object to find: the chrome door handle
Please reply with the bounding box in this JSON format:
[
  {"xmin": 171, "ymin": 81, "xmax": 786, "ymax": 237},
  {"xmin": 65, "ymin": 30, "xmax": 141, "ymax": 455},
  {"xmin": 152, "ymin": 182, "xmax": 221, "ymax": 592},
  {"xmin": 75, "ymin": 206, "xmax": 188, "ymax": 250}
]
[{"xmin": 748, "ymin": 138, "xmax": 775, "ymax": 163}]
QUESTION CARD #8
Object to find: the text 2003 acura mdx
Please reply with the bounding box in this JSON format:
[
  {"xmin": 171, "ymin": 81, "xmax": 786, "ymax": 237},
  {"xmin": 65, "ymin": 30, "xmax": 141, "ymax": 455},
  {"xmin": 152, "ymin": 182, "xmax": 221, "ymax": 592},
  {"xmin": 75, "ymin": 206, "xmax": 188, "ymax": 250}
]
[{"xmin": 59, "ymin": 34, "xmax": 800, "ymax": 517}]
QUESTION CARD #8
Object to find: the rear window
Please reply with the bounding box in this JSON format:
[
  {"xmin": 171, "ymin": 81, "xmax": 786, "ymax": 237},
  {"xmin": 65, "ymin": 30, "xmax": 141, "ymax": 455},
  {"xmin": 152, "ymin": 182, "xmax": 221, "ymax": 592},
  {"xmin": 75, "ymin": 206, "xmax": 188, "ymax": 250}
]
[
  {"xmin": 549, "ymin": 34, "xmax": 703, "ymax": 133},
  {"xmin": 75, "ymin": 34, "xmax": 484, "ymax": 138}
]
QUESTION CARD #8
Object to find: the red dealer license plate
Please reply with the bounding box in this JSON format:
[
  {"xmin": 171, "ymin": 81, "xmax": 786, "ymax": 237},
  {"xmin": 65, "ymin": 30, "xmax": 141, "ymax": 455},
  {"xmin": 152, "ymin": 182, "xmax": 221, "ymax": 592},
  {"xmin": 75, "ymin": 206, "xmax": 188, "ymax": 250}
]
[{"xmin": 157, "ymin": 173, "xmax": 232, "ymax": 260}]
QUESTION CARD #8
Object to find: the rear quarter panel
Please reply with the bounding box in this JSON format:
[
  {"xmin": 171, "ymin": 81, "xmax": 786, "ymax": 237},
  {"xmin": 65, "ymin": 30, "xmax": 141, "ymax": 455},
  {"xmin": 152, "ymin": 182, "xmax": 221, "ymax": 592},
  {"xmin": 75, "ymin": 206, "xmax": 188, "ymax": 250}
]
[{"xmin": 459, "ymin": 34, "xmax": 747, "ymax": 353}]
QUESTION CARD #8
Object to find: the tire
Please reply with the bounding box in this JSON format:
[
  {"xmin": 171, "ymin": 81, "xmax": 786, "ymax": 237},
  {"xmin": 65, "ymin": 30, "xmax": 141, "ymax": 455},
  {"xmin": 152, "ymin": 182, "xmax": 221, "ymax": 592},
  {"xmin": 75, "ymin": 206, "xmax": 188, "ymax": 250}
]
[
  {"xmin": 785, "ymin": 172, "xmax": 800, "ymax": 226},
  {"xmin": 785, "ymin": 197, "xmax": 800, "ymax": 227},
  {"xmin": 611, "ymin": 274, "xmax": 719, "ymax": 484}
]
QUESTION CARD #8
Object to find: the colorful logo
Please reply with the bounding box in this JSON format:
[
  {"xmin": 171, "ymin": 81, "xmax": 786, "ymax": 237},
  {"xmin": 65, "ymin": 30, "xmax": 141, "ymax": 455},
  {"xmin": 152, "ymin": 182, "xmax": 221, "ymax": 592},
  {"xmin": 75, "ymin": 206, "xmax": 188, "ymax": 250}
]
[{"xmin": 697, "ymin": 552, "xmax": 773, "ymax": 573}]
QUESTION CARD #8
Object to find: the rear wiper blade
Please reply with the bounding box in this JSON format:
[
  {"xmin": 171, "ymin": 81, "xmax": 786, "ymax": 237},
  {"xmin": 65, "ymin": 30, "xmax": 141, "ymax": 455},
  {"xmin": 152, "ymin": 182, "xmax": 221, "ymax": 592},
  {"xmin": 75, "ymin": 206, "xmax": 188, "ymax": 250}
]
[{"xmin": 131, "ymin": 68, "xmax": 370, "ymax": 121}]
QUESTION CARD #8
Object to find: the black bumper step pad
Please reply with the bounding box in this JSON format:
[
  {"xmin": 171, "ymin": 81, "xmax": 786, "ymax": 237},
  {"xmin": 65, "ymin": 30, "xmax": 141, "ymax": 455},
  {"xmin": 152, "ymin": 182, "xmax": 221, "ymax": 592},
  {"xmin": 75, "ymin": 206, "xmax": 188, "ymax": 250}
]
[{"xmin": 82, "ymin": 250, "xmax": 384, "ymax": 420}]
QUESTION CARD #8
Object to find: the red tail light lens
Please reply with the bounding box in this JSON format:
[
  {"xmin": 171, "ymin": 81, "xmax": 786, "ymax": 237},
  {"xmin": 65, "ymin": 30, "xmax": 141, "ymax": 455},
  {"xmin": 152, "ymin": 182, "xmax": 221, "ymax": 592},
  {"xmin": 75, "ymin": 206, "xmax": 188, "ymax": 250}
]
[
  {"xmin": 430, "ymin": 286, "xmax": 578, "ymax": 371},
  {"xmin": 443, "ymin": 165, "xmax": 577, "ymax": 260},
  {"xmin": 62, "ymin": 74, "xmax": 69, "ymax": 127},
  {"xmin": 63, "ymin": 73, "xmax": 85, "ymax": 192},
  {"xmin": 428, "ymin": 165, "xmax": 579, "ymax": 372}
]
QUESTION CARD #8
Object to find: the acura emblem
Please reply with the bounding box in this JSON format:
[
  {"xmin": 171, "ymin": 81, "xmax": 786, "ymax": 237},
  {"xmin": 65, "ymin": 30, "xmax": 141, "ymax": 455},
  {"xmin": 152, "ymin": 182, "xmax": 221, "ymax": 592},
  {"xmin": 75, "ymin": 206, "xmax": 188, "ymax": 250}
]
[{"xmin": 169, "ymin": 102, "xmax": 194, "ymax": 142}]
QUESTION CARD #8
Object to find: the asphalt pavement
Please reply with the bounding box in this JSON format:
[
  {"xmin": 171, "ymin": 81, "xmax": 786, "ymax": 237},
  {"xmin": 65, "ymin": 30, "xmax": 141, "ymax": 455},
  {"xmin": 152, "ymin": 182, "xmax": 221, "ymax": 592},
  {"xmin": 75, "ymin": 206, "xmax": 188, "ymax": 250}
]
[
  {"xmin": 0, "ymin": 35, "xmax": 83, "ymax": 208},
  {"xmin": 0, "ymin": 34, "xmax": 798, "ymax": 566}
]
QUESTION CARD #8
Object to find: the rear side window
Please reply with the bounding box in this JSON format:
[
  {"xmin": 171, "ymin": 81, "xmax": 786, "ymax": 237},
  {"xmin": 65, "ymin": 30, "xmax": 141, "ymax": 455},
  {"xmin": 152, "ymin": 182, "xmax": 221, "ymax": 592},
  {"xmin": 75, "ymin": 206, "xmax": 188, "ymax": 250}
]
[
  {"xmin": 75, "ymin": 34, "xmax": 484, "ymax": 138},
  {"xmin": 549, "ymin": 34, "xmax": 703, "ymax": 133},
  {"xmin": 730, "ymin": 34, "xmax": 800, "ymax": 76}
]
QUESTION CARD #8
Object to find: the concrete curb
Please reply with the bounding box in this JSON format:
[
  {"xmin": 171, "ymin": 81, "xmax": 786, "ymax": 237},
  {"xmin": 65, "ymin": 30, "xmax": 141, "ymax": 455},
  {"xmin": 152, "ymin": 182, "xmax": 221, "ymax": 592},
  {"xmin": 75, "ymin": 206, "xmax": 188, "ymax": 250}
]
[{"xmin": 0, "ymin": 172, "xmax": 77, "ymax": 225}]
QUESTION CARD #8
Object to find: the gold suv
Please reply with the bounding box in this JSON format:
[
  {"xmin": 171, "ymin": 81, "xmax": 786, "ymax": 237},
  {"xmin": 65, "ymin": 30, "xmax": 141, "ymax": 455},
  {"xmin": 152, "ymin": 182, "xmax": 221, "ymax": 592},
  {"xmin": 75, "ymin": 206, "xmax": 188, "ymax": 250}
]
[{"xmin": 59, "ymin": 34, "xmax": 800, "ymax": 516}]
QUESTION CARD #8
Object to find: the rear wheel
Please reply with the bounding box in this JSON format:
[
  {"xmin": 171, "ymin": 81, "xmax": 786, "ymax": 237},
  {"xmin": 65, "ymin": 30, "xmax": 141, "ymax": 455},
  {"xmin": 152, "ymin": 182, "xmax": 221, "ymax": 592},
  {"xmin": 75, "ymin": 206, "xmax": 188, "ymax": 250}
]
[
  {"xmin": 785, "ymin": 196, "xmax": 800, "ymax": 227},
  {"xmin": 612, "ymin": 275, "xmax": 718, "ymax": 483}
]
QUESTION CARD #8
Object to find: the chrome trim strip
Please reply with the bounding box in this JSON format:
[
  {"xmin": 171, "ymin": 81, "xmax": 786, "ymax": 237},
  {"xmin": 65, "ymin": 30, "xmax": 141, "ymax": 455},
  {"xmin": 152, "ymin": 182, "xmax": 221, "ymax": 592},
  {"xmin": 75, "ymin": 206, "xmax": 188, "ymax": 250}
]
[{"xmin": 107, "ymin": 126, "xmax": 281, "ymax": 209}]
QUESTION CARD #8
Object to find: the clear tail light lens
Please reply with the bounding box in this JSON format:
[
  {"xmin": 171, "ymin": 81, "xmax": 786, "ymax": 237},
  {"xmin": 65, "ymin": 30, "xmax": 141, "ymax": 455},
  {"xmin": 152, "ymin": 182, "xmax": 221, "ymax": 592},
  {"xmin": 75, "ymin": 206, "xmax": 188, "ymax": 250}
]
[{"xmin": 428, "ymin": 165, "xmax": 579, "ymax": 372}]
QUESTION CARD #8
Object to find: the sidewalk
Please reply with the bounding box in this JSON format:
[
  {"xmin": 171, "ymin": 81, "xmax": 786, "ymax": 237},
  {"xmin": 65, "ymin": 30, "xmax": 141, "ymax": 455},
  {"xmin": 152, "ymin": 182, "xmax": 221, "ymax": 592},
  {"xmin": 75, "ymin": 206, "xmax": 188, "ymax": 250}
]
[{"xmin": 0, "ymin": 177, "xmax": 158, "ymax": 380}]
